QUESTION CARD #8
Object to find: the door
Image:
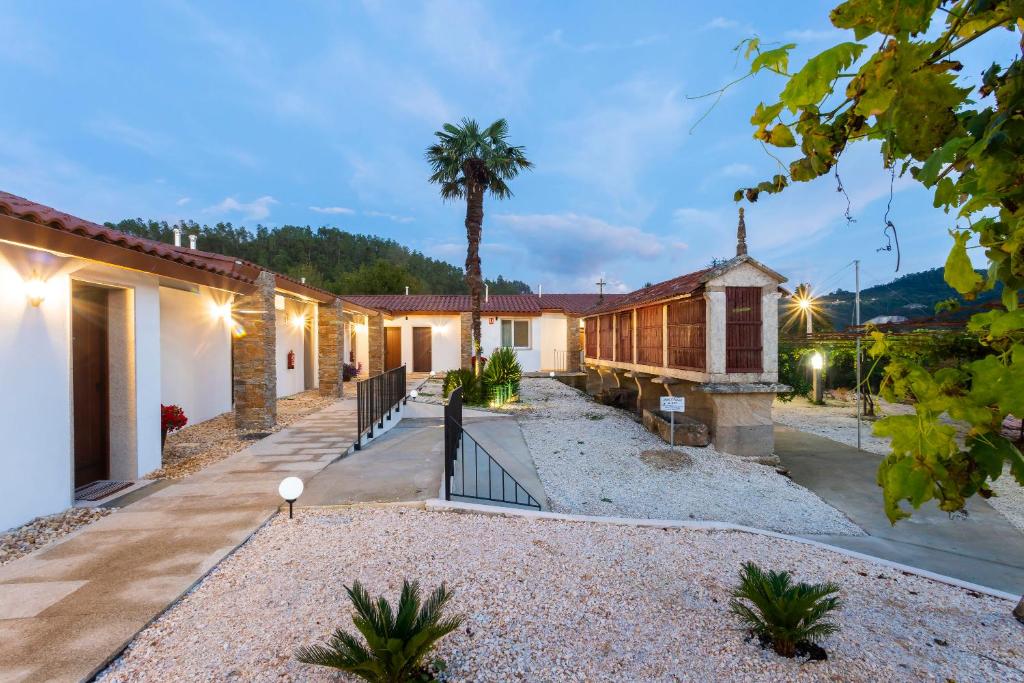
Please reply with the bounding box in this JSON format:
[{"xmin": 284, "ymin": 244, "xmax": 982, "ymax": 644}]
[
  {"xmin": 412, "ymin": 327, "xmax": 432, "ymax": 373},
  {"xmin": 384, "ymin": 327, "xmax": 402, "ymax": 371},
  {"xmin": 72, "ymin": 282, "xmax": 110, "ymax": 487}
]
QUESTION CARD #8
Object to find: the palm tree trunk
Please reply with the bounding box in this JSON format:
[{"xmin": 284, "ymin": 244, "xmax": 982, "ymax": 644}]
[{"xmin": 463, "ymin": 161, "xmax": 485, "ymax": 375}]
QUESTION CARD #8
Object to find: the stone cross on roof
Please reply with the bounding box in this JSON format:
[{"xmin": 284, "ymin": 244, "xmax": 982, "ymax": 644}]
[{"xmin": 736, "ymin": 207, "xmax": 748, "ymax": 257}]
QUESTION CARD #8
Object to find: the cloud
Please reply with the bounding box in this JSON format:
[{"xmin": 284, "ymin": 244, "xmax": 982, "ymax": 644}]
[
  {"xmin": 309, "ymin": 205, "xmax": 355, "ymax": 215},
  {"xmin": 365, "ymin": 210, "xmax": 414, "ymax": 223},
  {"xmin": 785, "ymin": 28, "xmax": 846, "ymax": 42},
  {"xmin": 88, "ymin": 118, "xmax": 170, "ymax": 157},
  {"xmin": 544, "ymin": 29, "xmax": 665, "ymax": 53},
  {"xmin": 703, "ymin": 17, "xmax": 739, "ymax": 30},
  {"xmin": 493, "ymin": 212, "xmax": 684, "ymax": 277},
  {"xmin": 176, "ymin": 197, "xmax": 191, "ymax": 206},
  {"xmin": 205, "ymin": 195, "xmax": 278, "ymax": 221},
  {"xmin": 672, "ymin": 207, "xmax": 724, "ymax": 228},
  {"xmin": 545, "ymin": 77, "xmax": 692, "ymax": 219},
  {"xmin": 720, "ymin": 162, "xmax": 755, "ymax": 177}
]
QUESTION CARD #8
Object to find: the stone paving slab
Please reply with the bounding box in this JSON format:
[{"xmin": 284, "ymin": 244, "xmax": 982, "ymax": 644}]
[{"xmin": 0, "ymin": 398, "xmax": 359, "ymax": 683}]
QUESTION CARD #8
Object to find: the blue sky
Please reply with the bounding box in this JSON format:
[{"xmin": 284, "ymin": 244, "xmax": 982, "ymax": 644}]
[{"xmin": 0, "ymin": 1, "xmax": 1013, "ymax": 294}]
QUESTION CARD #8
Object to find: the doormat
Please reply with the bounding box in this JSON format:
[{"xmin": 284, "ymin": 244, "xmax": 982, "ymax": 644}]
[{"xmin": 74, "ymin": 480, "xmax": 134, "ymax": 502}]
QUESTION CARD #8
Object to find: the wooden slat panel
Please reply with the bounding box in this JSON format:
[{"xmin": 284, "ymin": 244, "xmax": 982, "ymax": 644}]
[
  {"xmin": 667, "ymin": 298, "xmax": 705, "ymax": 371},
  {"xmin": 584, "ymin": 317, "xmax": 598, "ymax": 357},
  {"xmin": 598, "ymin": 314, "xmax": 614, "ymax": 360},
  {"xmin": 726, "ymin": 287, "xmax": 763, "ymax": 372},
  {"xmin": 636, "ymin": 305, "xmax": 663, "ymax": 366},
  {"xmin": 616, "ymin": 311, "xmax": 633, "ymax": 363}
]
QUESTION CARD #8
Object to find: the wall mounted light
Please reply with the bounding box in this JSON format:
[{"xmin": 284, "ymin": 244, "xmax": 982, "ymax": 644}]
[
  {"xmin": 278, "ymin": 476, "xmax": 304, "ymax": 518},
  {"xmin": 210, "ymin": 302, "xmax": 232, "ymax": 321},
  {"xmin": 290, "ymin": 313, "xmax": 306, "ymax": 329},
  {"xmin": 24, "ymin": 277, "xmax": 47, "ymax": 307}
]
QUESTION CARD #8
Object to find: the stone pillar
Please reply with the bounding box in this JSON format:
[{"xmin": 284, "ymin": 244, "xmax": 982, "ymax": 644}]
[
  {"xmin": 597, "ymin": 366, "xmax": 618, "ymax": 391},
  {"xmin": 460, "ymin": 312, "xmax": 473, "ymax": 370},
  {"xmin": 762, "ymin": 287, "xmax": 781, "ymax": 380},
  {"xmin": 705, "ymin": 288, "xmax": 727, "ymax": 375},
  {"xmin": 318, "ymin": 299, "xmax": 344, "ymax": 397},
  {"xmin": 566, "ymin": 315, "xmax": 581, "ymax": 371},
  {"xmin": 584, "ymin": 364, "xmax": 602, "ymax": 395},
  {"xmin": 628, "ymin": 371, "xmax": 664, "ymax": 415},
  {"xmin": 368, "ymin": 312, "xmax": 384, "ymax": 376},
  {"xmin": 233, "ymin": 271, "xmax": 277, "ymax": 430}
]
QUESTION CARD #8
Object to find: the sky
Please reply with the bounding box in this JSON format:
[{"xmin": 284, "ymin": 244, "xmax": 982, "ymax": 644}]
[{"xmin": 0, "ymin": 1, "xmax": 1015, "ymax": 295}]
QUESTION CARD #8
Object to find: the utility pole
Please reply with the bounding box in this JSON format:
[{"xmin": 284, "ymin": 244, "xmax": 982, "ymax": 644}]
[{"xmin": 855, "ymin": 259, "xmax": 862, "ymax": 451}]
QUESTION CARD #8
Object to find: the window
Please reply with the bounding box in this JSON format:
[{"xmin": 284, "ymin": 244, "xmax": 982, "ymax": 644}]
[{"xmin": 500, "ymin": 319, "xmax": 531, "ymax": 348}]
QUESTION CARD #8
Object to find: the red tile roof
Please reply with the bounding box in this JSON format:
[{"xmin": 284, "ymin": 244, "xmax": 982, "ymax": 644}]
[
  {"xmin": 586, "ymin": 268, "xmax": 712, "ymax": 315},
  {"xmin": 341, "ymin": 293, "xmax": 628, "ymax": 316},
  {"xmin": 0, "ymin": 191, "xmax": 257, "ymax": 285}
]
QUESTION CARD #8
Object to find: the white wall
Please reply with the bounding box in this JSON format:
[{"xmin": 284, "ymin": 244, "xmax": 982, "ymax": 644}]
[
  {"xmin": 383, "ymin": 314, "xmax": 461, "ymax": 373},
  {"xmin": 159, "ymin": 285, "xmax": 233, "ymax": 425},
  {"xmin": 0, "ymin": 243, "xmax": 164, "ymax": 530},
  {"xmin": 276, "ymin": 296, "xmax": 314, "ymax": 397},
  {"xmin": 480, "ymin": 315, "xmax": 542, "ymax": 371}
]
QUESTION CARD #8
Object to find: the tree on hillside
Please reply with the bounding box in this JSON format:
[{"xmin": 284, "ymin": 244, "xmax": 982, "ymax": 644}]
[
  {"xmin": 426, "ymin": 118, "xmax": 533, "ymax": 375},
  {"xmin": 702, "ymin": 1, "xmax": 1024, "ymax": 542}
]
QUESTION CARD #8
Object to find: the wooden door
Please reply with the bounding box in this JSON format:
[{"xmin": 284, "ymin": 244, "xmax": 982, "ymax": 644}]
[
  {"xmin": 412, "ymin": 327, "xmax": 432, "ymax": 373},
  {"xmin": 384, "ymin": 327, "xmax": 402, "ymax": 371},
  {"xmin": 72, "ymin": 283, "xmax": 110, "ymax": 487},
  {"xmin": 725, "ymin": 286, "xmax": 763, "ymax": 372}
]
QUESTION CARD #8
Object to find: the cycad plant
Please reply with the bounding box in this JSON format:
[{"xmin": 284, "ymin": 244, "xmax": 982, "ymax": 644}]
[
  {"xmin": 295, "ymin": 580, "xmax": 463, "ymax": 683},
  {"xmin": 482, "ymin": 346, "xmax": 522, "ymax": 403},
  {"xmin": 729, "ymin": 562, "xmax": 841, "ymax": 658},
  {"xmin": 443, "ymin": 369, "xmax": 482, "ymax": 404}
]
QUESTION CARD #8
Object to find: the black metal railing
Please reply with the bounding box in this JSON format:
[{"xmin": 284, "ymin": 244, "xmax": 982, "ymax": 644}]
[
  {"xmin": 355, "ymin": 365, "xmax": 407, "ymax": 450},
  {"xmin": 443, "ymin": 387, "xmax": 541, "ymax": 509}
]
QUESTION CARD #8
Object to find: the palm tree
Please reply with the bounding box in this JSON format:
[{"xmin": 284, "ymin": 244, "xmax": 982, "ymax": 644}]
[{"xmin": 426, "ymin": 118, "xmax": 533, "ymax": 375}]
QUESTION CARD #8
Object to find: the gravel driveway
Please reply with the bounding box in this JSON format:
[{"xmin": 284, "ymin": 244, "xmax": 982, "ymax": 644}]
[
  {"xmin": 97, "ymin": 507, "xmax": 1023, "ymax": 683},
  {"xmin": 514, "ymin": 379, "xmax": 861, "ymax": 535}
]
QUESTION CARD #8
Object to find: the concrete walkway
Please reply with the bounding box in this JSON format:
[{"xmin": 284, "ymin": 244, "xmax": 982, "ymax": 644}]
[
  {"xmin": 774, "ymin": 425, "xmax": 1024, "ymax": 594},
  {"xmin": 0, "ymin": 398, "xmax": 359, "ymax": 683}
]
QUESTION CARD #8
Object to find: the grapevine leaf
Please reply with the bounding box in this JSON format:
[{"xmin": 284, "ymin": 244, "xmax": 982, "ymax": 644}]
[
  {"xmin": 831, "ymin": 0, "xmax": 940, "ymax": 40},
  {"xmin": 780, "ymin": 42, "xmax": 866, "ymax": 112},
  {"xmin": 751, "ymin": 101, "xmax": 784, "ymax": 126},
  {"xmin": 943, "ymin": 230, "xmax": 983, "ymax": 295},
  {"xmin": 750, "ymin": 44, "xmax": 796, "ymax": 75},
  {"xmin": 767, "ymin": 123, "xmax": 797, "ymax": 147},
  {"xmin": 916, "ymin": 136, "xmax": 970, "ymax": 187},
  {"xmin": 967, "ymin": 434, "xmax": 1019, "ymax": 482}
]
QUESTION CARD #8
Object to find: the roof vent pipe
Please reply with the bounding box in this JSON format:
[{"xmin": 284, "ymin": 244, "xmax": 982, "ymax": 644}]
[
  {"xmin": 172, "ymin": 227, "xmax": 182, "ymax": 247},
  {"xmin": 301, "ymin": 277, "xmax": 306, "ymax": 284},
  {"xmin": 538, "ymin": 284, "xmax": 542, "ymax": 297},
  {"xmin": 485, "ymin": 284, "xmax": 489, "ymax": 303},
  {"xmin": 188, "ymin": 234, "xmax": 197, "ymax": 250},
  {"xmin": 405, "ymin": 285, "xmax": 409, "ymax": 296}
]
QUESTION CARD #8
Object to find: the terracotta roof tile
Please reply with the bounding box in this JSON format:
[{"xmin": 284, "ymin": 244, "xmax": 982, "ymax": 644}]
[
  {"xmin": 341, "ymin": 293, "xmax": 627, "ymax": 316},
  {"xmin": 586, "ymin": 268, "xmax": 712, "ymax": 315},
  {"xmin": 0, "ymin": 191, "xmax": 256, "ymax": 284}
]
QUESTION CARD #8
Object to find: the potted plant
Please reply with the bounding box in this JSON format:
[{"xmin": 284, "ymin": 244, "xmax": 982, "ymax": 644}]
[{"xmin": 160, "ymin": 404, "xmax": 188, "ymax": 450}]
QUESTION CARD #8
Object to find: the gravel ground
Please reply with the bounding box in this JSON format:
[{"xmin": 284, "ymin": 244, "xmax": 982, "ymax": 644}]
[
  {"xmin": 774, "ymin": 396, "xmax": 1024, "ymax": 535},
  {"xmin": 514, "ymin": 379, "xmax": 861, "ymax": 535},
  {"xmin": 0, "ymin": 507, "xmax": 114, "ymax": 565},
  {"xmin": 150, "ymin": 390, "xmax": 337, "ymax": 479},
  {"xmin": 97, "ymin": 507, "xmax": 1023, "ymax": 683}
]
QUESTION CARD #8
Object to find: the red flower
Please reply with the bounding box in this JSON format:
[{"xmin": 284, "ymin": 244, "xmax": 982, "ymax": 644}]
[{"xmin": 161, "ymin": 404, "xmax": 188, "ymax": 433}]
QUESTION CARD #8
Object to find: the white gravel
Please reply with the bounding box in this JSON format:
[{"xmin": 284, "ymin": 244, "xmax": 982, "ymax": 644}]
[
  {"xmin": 97, "ymin": 507, "xmax": 1023, "ymax": 683},
  {"xmin": 0, "ymin": 507, "xmax": 115, "ymax": 565},
  {"xmin": 774, "ymin": 396, "xmax": 1024, "ymax": 535},
  {"xmin": 514, "ymin": 379, "xmax": 861, "ymax": 536}
]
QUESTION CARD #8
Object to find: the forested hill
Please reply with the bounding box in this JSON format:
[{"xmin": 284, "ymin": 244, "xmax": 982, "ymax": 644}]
[
  {"xmin": 821, "ymin": 267, "xmax": 1000, "ymax": 328},
  {"xmin": 107, "ymin": 219, "xmax": 531, "ymax": 295}
]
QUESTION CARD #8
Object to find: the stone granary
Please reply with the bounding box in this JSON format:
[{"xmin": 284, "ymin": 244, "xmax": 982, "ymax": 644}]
[{"xmin": 581, "ymin": 209, "xmax": 789, "ymax": 461}]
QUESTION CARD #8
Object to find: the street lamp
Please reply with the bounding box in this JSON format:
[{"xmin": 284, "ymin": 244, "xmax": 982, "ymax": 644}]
[
  {"xmin": 410, "ymin": 389, "xmax": 419, "ymax": 401},
  {"xmin": 810, "ymin": 351, "xmax": 824, "ymax": 404},
  {"xmin": 278, "ymin": 476, "xmax": 304, "ymax": 519}
]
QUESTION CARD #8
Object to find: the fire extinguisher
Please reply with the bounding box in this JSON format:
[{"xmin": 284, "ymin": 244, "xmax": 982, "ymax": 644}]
[{"xmin": 287, "ymin": 350, "xmax": 295, "ymax": 369}]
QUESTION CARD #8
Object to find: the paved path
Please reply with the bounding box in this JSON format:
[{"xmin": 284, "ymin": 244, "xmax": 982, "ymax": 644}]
[
  {"xmin": 0, "ymin": 398, "xmax": 358, "ymax": 683},
  {"xmin": 774, "ymin": 425, "xmax": 1024, "ymax": 594}
]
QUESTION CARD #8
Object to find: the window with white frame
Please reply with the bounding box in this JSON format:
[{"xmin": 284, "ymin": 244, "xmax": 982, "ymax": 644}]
[{"xmin": 500, "ymin": 319, "xmax": 531, "ymax": 348}]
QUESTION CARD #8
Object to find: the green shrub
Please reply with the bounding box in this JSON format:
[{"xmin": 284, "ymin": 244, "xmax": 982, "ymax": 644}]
[
  {"xmin": 482, "ymin": 347, "xmax": 522, "ymax": 405},
  {"xmin": 442, "ymin": 369, "xmax": 482, "ymax": 404},
  {"xmin": 295, "ymin": 579, "xmax": 463, "ymax": 683},
  {"xmin": 729, "ymin": 562, "xmax": 841, "ymax": 658}
]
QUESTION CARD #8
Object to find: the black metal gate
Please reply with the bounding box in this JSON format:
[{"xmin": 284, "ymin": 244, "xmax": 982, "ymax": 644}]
[
  {"xmin": 443, "ymin": 387, "xmax": 541, "ymax": 509},
  {"xmin": 355, "ymin": 365, "xmax": 407, "ymax": 450}
]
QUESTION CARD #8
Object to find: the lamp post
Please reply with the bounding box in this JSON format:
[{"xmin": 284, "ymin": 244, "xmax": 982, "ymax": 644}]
[
  {"xmin": 810, "ymin": 351, "xmax": 824, "ymax": 404},
  {"xmin": 278, "ymin": 476, "xmax": 304, "ymax": 519}
]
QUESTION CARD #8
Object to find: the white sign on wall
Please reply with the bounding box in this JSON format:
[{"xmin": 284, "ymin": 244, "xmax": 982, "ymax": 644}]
[{"xmin": 660, "ymin": 396, "xmax": 685, "ymax": 413}]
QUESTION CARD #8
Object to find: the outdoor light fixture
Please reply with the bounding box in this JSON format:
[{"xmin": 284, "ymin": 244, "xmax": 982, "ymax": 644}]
[
  {"xmin": 278, "ymin": 476, "xmax": 304, "ymax": 518},
  {"xmin": 210, "ymin": 302, "xmax": 232, "ymax": 321},
  {"xmin": 24, "ymin": 277, "xmax": 46, "ymax": 307},
  {"xmin": 290, "ymin": 313, "xmax": 306, "ymax": 329},
  {"xmin": 810, "ymin": 351, "xmax": 824, "ymax": 403},
  {"xmin": 549, "ymin": 371, "xmax": 555, "ymax": 378},
  {"xmin": 410, "ymin": 389, "xmax": 419, "ymax": 401},
  {"xmin": 810, "ymin": 351, "xmax": 823, "ymax": 370}
]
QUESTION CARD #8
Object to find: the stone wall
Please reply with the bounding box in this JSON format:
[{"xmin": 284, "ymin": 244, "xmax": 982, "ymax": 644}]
[
  {"xmin": 233, "ymin": 271, "xmax": 277, "ymax": 430},
  {"xmin": 367, "ymin": 312, "xmax": 384, "ymax": 376},
  {"xmin": 565, "ymin": 315, "xmax": 581, "ymax": 371},
  {"xmin": 317, "ymin": 299, "xmax": 344, "ymax": 397}
]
